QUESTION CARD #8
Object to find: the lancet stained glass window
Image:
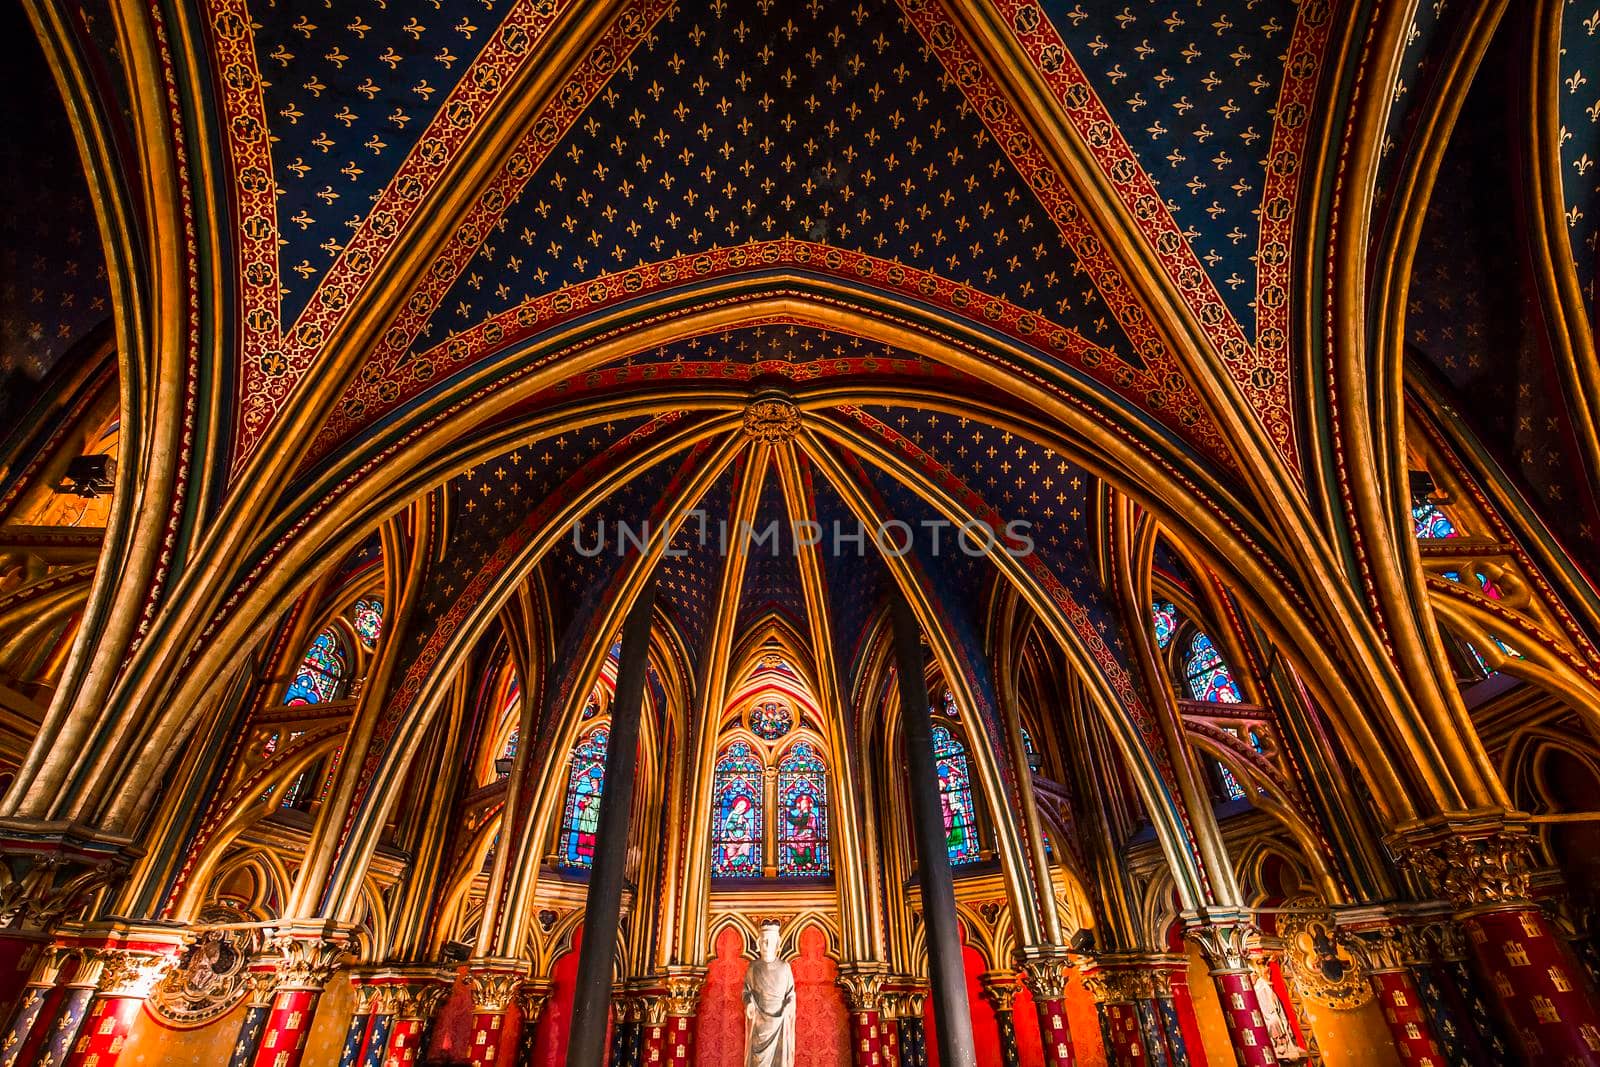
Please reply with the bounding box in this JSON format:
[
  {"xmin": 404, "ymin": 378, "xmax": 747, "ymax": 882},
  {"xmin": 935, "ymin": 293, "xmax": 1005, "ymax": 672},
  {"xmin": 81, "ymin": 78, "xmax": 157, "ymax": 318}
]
[
  {"xmin": 932, "ymin": 725, "xmax": 980, "ymax": 865},
  {"xmin": 777, "ymin": 742, "xmax": 830, "ymax": 876},
  {"xmin": 285, "ymin": 629, "xmax": 347, "ymax": 705},
  {"xmin": 711, "ymin": 741, "xmax": 763, "ymax": 876},
  {"xmin": 1183, "ymin": 632, "xmax": 1242, "ymax": 704},
  {"xmin": 1151, "ymin": 602, "xmax": 1178, "ymax": 649},
  {"xmin": 558, "ymin": 727, "xmax": 609, "ymax": 869},
  {"xmin": 352, "ymin": 598, "xmax": 384, "ymax": 648}
]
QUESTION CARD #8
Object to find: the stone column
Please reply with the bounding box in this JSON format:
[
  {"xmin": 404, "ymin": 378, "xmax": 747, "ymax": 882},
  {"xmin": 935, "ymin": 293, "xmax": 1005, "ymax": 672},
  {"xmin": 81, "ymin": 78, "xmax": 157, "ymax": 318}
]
[
  {"xmin": 1402, "ymin": 824, "xmax": 1600, "ymax": 1064},
  {"xmin": 1338, "ymin": 909, "xmax": 1452, "ymax": 1065},
  {"xmin": 878, "ymin": 992, "xmax": 902, "ymax": 1067},
  {"xmin": 890, "ymin": 595, "xmax": 978, "ymax": 1067},
  {"xmin": 513, "ymin": 980, "xmax": 550, "ymax": 1067},
  {"xmin": 567, "ymin": 584, "xmax": 656, "ymax": 1067},
  {"xmin": 839, "ymin": 966, "xmax": 889, "ymax": 1067},
  {"xmin": 225, "ymin": 966, "xmax": 280, "ymax": 1067},
  {"xmin": 1186, "ymin": 918, "xmax": 1279, "ymax": 1067},
  {"xmin": 33, "ymin": 948, "xmax": 103, "ymax": 1067},
  {"xmin": 978, "ymin": 973, "xmax": 1021, "ymax": 1067},
  {"xmin": 62, "ymin": 942, "xmax": 177, "ymax": 1067},
  {"xmin": 634, "ymin": 989, "xmax": 668, "ymax": 1067},
  {"xmin": 1147, "ymin": 956, "xmax": 1195, "ymax": 1067},
  {"xmin": 466, "ymin": 958, "xmax": 529, "ymax": 1067},
  {"xmin": 371, "ymin": 970, "xmax": 450, "ymax": 1067},
  {"xmin": 618, "ymin": 990, "xmax": 648, "ymax": 1067},
  {"xmin": 335, "ymin": 974, "xmax": 379, "ymax": 1067},
  {"xmin": 1082, "ymin": 960, "xmax": 1154, "ymax": 1067},
  {"xmin": 659, "ymin": 968, "xmax": 704, "ymax": 1064},
  {"xmin": 895, "ymin": 988, "xmax": 929, "ymax": 1067},
  {"xmin": 1411, "ymin": 919, "xmax": 1510, "ymax": 1064},
  {"xmin": 1018, "ymin": 951, "xmax": 1076, "ymax": 1067},
  {"xmin": 248, "ymin": 926, "xmax": 349, "ymax": 1067},
  {"xmin": 0, "ymin": 943, "xmax": 67, "ymax": 1067},
  {"xmin": 608, "ymin": 989, "xmax": 632, "ymax": 1067}
]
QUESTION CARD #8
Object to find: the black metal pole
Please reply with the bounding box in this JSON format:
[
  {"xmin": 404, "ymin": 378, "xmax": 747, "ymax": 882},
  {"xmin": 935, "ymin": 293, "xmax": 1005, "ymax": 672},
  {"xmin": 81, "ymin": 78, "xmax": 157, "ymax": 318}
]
[
  {"xmin": 890, "ymin": 593, "xmax": 977, "ymax": 1067},
  {"xmin": 566, "ymin": 581, "xmax": 658, "ymax": 1067}
]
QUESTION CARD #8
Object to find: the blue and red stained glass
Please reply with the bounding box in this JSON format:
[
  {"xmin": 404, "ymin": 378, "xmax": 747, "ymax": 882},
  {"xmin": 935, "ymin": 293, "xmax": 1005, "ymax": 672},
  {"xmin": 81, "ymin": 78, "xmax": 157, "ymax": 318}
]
[
  {"xmin": 285, "ymin": 629, "xmax": 346, "ymax": 705},
  {"xmin": 750, "ymin": 700, "xmax": 793, "ymax": 740},
  {"xmin": 1183, "ymin": 633, "xmax": 1242, "ymax": 704},
  {"xmin": 1411, "ymin": 502, "xmax": 1457, "ymax": 539},
  {"xmin": 558, "ymin": 727, "xmax": 608, "ymax": 869},
  {"xmin": 1217, "ymin": 761, "xmax": 1247, "ymax": 802},
  {"xmin": 777, "ymin": 742, "xmax": 829, "ymax": 876},
  {"xmin": 1151, "ymin": 602, "xmax": 1178, "ymax": 649},
  {"xmin": 932, "ymin": 726, "xmax": 980, "ymax": 865},
  {"xmin": 352, "ymin": 598, "xmax": 383, "ymax": 649},
  {"xmin": 711, "ymin": 741, "xmax": 763, "ymax": 877},
  {"xmin": 941, "ymin": 688, "xmax": 959, "ymax": 720}
]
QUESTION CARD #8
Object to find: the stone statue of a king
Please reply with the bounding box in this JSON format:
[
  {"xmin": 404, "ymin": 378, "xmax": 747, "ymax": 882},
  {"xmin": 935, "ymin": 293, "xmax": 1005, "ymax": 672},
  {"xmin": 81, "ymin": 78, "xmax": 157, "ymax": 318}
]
[{"xmin": 742, "ymin": 922, "xmax": 796, "ymax": 1067}]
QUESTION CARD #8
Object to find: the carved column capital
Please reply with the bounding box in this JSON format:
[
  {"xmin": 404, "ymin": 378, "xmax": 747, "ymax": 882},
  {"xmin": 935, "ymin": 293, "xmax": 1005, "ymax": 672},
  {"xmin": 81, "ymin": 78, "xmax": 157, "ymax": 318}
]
[
  {"xmin": 892, "ymin": 983, "xmax": 930, "ymax": 1018},
  {"xmin": 1332, "ymin": 906, "xmax": 1438, "ymax": 973},
  {"xmin": 1183, "ymin": 912, "xmax": 1258, "ymax": 975},
  {"xmin": 516, "ymin": 977, "xmax": 552, "ymax": 1021},
  {"xmin": 93, "ymin": 948, "xmax": 175, "ymax": 999},
  {"xmin": 366, "ymin": 968, "xmax": 451, "ymax": 1020},
  {"xmin": 1015, "ymin": 949, "xmax": 1072, "ymax": 1001},
  {"xmin": 0, "ymin": 836, "xmax": 131, "ymax": 935},
  {"xmin": 835, "ymin": 964, "xmax": 887, "ymax": 1013},
  {"xmin": 1392, "ymin": 820, "xmax": 1538, "ymax": 913},
  {"xmin": 978, "ymin": 972, "xmax": 1019, "ymax": 1012},
  {"xmin": 266, "ymin": 924, "xmax": 353, "ymax": 992},
  {"xmin": 661, "ymin": 966, "xmax": 706, "ymax": 1017},
  {"xmin": 466, "ymin": 957, "xmax": 531, "ymax": 1012},
  {"xmin": 1080, "ymin": 959, "xmax": 1153, "ymax": 1005}
]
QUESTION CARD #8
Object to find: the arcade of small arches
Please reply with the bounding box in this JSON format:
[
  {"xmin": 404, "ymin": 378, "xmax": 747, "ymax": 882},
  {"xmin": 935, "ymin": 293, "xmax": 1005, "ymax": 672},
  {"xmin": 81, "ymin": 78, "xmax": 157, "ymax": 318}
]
[{"xmin": 7, "ymin": 1, "xmax": 1600, "ymax": 1067}]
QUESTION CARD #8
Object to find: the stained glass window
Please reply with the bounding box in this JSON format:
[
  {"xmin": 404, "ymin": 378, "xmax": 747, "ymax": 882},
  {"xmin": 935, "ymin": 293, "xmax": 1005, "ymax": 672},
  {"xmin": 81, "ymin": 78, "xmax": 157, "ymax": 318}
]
[
  {"xmin": 581, "ymin": 698, "xmax": 600, "ymax": 720},
  {"xmin": 494, "ymin": 728, "xmax": 520, "ymax": 781},
  {"xmin": 941, "ymin": 689, "xmax": 959, "ymax": 720},
  {"xmin": 1217, "ymin": 761, "xmax": 1247, "ymax": 802},
  {"xmin": 777, "ymin": 742, "xmax": 830, "ymax": 876},
  {"xmin": 1020, "ymin": 726, "xmax": 1041, "ymax": 772},
  {"xmin": 932, "ymin": 726, "xmax": 981, "ymax": 865},
  {"xmin": 711, "ymin": 741, "xmax": 764, "ymax": 877},
  {"xmin": 557, "ymin": 727, "xmax": 609, "ymax": 869},
  {"xmin": 285, "ymin": 629, "xmax": 346, "ymax": 705},
  {"xmin": 1151, "ymin": 602, "xmax": 1178, "ymax": 649},
  {"xmin": 317, "ymin": 746, "xmax": 342, "ymax": 804},
  {"xmin": 1183, "ymin": 633, "xmax": 1242, "ymax": 704},
  {"xmin": 749, "ymin": 700, "xmax": 793, "ymax": 740},
  {"xmin": 1411, "ymin": 501, "xmax": 1458, "ymax": 539},
  {"xmin": 352, "ymin": 598, "xmax": 384, "ymax": 649}
]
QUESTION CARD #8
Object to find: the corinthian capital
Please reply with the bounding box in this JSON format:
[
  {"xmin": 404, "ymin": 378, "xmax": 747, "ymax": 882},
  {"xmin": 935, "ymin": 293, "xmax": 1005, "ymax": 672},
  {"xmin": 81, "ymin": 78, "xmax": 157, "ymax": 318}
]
[
  {"xmin": 835, "ymin": 964, "xmax": 887, "ymax": 1013},
  {"xmin": 1015, "ymin": 947, "xmax": 1072, "ymax": 1001},
  {"xmin": 662, "ymin": 966, "xmax": 706, "ymax": 1017},
  {"xmin": 466, "ymin": 957, "xmax": 531, "ymax": 1012},
  {"xmin": 94, "ymin": 949, "xmax": 175, "ymax": 999},
  {"xmin": 267, "ymin": 926, "xmax": 351, "ymax": 992},
  {"xmin": 1184, "ymin": 913, "xmax": 1258, "ymax": 975},
  {"xmin": 1394, "ymin": 824, "xmax": 1537, "ymax": 912}
]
